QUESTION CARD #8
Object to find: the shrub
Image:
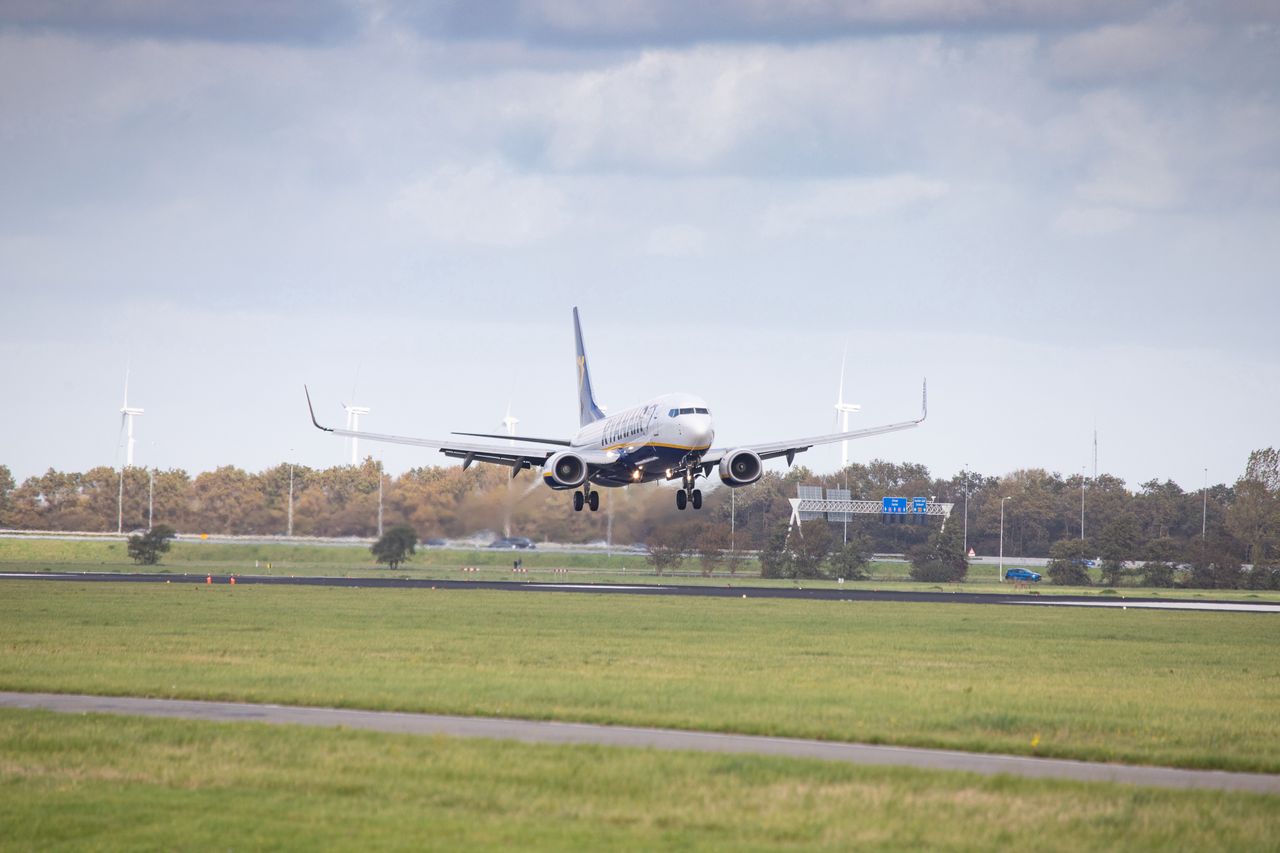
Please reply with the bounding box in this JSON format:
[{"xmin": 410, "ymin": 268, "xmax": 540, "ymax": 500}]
[
  {"xmin": 371, "ymin": 524, "xmax": 417, "ymax": 570},
  {"xmin": 127, "ymin": 525, "xmax": 176, "ymax": 565}
]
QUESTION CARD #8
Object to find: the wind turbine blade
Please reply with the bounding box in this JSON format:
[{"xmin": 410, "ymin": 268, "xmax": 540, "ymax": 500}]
[{"xmin": 837, "ymin": 344, "xmax": 847, "ymax": 405}]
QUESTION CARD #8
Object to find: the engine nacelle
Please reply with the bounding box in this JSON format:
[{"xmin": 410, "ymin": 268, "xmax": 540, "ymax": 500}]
[
  {"xmin": 718, "ymin": 449, "xmax": 763, "ymax": 487},
  {"xmin": 542, "ymin": 450, "xmax": 589, "ymax": 489}
]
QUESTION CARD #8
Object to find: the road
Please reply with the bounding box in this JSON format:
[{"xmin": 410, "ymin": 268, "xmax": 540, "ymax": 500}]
[
  {"xmin": 2, "ymin": 691, "xmax": 1275, "ymax": 794},
  {"xmin": 2, "ymin": 571, "xmax": 1278, "ymax": 612}
]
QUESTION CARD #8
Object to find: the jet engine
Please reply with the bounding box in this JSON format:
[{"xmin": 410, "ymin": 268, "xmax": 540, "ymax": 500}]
[
  {"xmin": 543, "ymin": 450, "xmax": 589, "ymax": 489},
  {"xmin": 718, "ymin": 449, "xmax": 763, "ymax": 487}
]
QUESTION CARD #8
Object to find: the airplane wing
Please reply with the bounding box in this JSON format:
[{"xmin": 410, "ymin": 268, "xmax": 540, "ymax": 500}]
[
  {"xmin": 701, "ymin": 380, "xmax": 927, "ymax": 468},
  {"xmin": 305, "ymin": 388, "xmax": 606, "ymax": 476}
]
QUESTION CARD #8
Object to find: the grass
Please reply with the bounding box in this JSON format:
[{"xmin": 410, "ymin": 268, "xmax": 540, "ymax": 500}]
[
  {"xmin": 3, "ymin": 710, "xmax": 1279, "ymax": 851},
  {"xmin": 6, "ymin": 536, "xmax": 1279, "ymax": 601},
  {"xmin": 2, "ymin": 583, "xmax": 1279, "ymax": 773}
]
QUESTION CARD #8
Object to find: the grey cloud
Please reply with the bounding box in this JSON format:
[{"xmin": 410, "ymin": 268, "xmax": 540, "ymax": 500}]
[
  {"xmin": 0, "ymin": 0, "xmax": 364, "ymax": 44},
  {"xmin": 392, "ymin": 0, "xmax": 1150, "ymax": 47}
]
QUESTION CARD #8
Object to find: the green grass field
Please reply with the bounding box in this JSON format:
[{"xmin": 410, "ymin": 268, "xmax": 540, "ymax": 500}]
[
  {"xmin": 2, "ymin": 709, "xmax": 1277, "ymax": 851},
  {"xmin": 3, "ymin": 582, "xmax": 1278, "ymax": 773},
  {"xmin": 6, "ymin": 536, "xmax": 1277, "ymax": 601}
]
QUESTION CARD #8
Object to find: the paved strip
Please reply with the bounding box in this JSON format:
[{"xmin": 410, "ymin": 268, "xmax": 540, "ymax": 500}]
[
  {"xmin": 1, "ymin": 571, "xmax": 1275, "ymax": 612},
  {"xmin": 1016, "ymin": 599, "xmax": 1280, "ymax": 613},
  {"xmin": 2, "ymin": 692, "xmax": 1276, "ymax": 794}
]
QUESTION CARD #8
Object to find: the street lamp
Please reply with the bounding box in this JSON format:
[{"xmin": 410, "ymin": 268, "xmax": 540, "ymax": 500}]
[
  {"xmin": 1080, "ymin": 466, "xmax": 1086, "ymax": 540},
  {"xmin": 287, "ymin": 454, "xmax": 295, "ymax": 538},
  {"xmin": 1201, "ymin": 467, "xmax": 1208, "ymax": 540},
  {"xmin": 999, "ymin": 496, "xmax": 1011, "ymax": 582}
]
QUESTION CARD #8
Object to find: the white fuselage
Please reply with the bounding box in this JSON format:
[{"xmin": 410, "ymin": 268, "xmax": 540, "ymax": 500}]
[{"xmin": 569, "ymin": 393, "xmax": 715, "ymax": 486}]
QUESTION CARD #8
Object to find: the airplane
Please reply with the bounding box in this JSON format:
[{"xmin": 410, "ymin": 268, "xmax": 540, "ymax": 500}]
[{"xmin": 306, "ymin": 307, "xmax": 927, "ymax": 513}]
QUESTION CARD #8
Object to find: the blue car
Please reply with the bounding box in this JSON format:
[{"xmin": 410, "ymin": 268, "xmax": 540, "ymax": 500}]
[{"xmin": 1005, "ymin": 568, "xmax": 1041, "ymax": 582}]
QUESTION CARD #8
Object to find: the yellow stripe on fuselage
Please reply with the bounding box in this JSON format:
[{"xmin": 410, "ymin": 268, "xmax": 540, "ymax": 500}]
[{"xmin": 599, "ymin": 441, "xmax": 712, "ymax": 453}]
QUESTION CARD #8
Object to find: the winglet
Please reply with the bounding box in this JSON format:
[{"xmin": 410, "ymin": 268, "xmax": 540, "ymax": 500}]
[
  {"xmin": 919, "ymin": 379, "xmax": 928, "ymax": 423},
  {"xmin": 305, "ymin": 386, "xmax": 333, "ymax": 433}
]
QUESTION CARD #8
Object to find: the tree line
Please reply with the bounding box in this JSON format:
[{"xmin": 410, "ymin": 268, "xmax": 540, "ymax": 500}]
[{"xmin": 1, "ymin": 448, "xmax": 1276, "ymax": 572}]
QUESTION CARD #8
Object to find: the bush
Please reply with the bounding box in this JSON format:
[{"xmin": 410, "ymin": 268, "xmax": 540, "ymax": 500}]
[
  {"xmin": 908, "ymin": 522, "xmax": 966, "ymax": 583},
  {"xmin": 789, "ymin": 520, "xmax": 833, "ymax": 579},
  {"xmin": 759, "ymin": 523, "xmax": 791, "ymax": 579},
  {"xmin": 1046, "ymin": 539, "xmax": 1092, "ymax": 586},
  {"xmin": 1138, "ymin": 561, "xmax": 1176, "ymax": 588},
  {"xmin": 646, "ymin": 525, "xmax": 693, "ymax": 575},
  {"xmin": 1244, "ymin": 565, "xmax": 1280, "ymax": 590},
  {"xmin": 829, "ymin": 536, "xmax": 871, "ymax": 580},
  {"xmin": 371, "ymin": 524, "xmax": 417, "ymax": 570},
  {"xmin": 127, "ymin": 525, "xmax": 176, "ymax": 565},
  {"xmin": 1187, "ymin": 541, "xmax": 1243, "ymax": 589}
]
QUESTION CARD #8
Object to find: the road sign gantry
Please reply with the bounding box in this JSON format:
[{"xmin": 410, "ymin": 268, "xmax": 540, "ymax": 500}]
[{"xmin": 788, "ymin": 490, "xmax": 954, "ymax": 532}]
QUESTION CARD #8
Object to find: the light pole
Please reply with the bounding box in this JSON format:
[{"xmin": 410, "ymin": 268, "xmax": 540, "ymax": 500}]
[
  {"xmin": 376, "ymin": 461, "xmax": 384, "ymax": 538},
  {"xmin": 1080, "ymin": 466, "xmax": 1086, "ymax": 540},
  {"xmin": 1201, "ymin": 467, "xmax": 1208, "ymax": 540},
  {"xmin": 287, "ymin": 458, "xmax": 295, "ymax": 538},
  {"xmin": 999, "ymin": 496, "xmax": 1011, "ymax": 582},
  {"xmin": 731, "ymin": 488, "xmax": 736, "ymax": 552},
  {"xmin": 148, "ymin": 467, "xmax": 155, "ymax": 530},
  {"xmin": 962, "ymin": 463, "xmax": 969, "ymax": 558}
]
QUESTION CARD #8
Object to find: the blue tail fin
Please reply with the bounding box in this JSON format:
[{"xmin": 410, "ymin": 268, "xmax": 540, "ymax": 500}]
[{"xmin": 573, "ymin": 307, "xmax": 605, "ymax": 428}]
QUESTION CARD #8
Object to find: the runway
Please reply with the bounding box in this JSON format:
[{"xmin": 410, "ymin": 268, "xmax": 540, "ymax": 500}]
[
  {"xmin": 2, "ymin": 691, "xmax": 1275, "ymax": 794},
  {"xmin": 2, "ymin": 571, "xmax": 1278, "ymax": 612}
]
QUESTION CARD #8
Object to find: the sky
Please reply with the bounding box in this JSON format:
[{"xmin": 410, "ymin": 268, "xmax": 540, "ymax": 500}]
[{"xmin": 1, "ymin": 1, "xmax": 1277, "ymax": 491}]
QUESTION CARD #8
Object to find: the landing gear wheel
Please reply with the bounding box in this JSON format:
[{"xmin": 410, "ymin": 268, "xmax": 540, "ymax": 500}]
[
  {"xmin": 573, "ymin": 491, "xmax": 585, "ymax": 512},
  {"xmin": 691, "ymin": 489, "xmax": 702, "ymax": 510},
  {"xmin": 588, "ymin": 491, "xmax": 600, "ymax": 512},
  {"xmin": 676, "ymin": 490, "xmax": 687, "ymax": 511}
]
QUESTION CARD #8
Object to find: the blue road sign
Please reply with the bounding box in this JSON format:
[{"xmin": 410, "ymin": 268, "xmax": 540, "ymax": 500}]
[
  {"xmin": 882, "ymin": 497, "xmax": 908, "ymax": 514},
  {"xmin": 912, "ymin": 497, "xmax": 928, "ymax": 513}
]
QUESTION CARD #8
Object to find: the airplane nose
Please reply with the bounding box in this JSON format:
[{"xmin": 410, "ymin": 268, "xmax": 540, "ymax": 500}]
[{"xmin": 689, "ymin": 418, "xmax": 714, "ymax": 449}]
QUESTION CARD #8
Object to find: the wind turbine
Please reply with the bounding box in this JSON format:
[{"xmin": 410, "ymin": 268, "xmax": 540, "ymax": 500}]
[
  {"xmin": 834, "ymin": 345, "xmax": 861, "ymax": 470},
  {"xmin": 501, "ymin": 401, "xmax": 519, "ymax": 445},
  {"xmin": 119, "ymin": 369, "xmax": 144, "ymax": 467},
  {"xmin": 342, "ymin": 403, "xmax": 370, "ymax": 465}
]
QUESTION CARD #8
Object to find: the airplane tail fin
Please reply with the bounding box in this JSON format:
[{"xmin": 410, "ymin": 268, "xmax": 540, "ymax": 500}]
[{"xmin": 573, "ymin": 307, "xmax": 606, "ymax": 428}]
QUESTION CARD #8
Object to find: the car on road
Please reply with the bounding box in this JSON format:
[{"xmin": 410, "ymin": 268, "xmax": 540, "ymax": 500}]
[
  {"xmin": 423, "ymin": 537, "xmax": 447, "ymax": 547},
  {"xmin": 487, "ymin": 537, "xmax": 537, "ymax": 549},
  {"xmin": 1004, "ymin": 568, "xmax": 1041, "ymax": 582}
]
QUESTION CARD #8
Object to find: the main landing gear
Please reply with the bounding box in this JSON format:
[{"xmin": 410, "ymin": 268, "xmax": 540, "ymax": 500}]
[
  {"xmin": 573, "ymin": 487, "xmax": 600, "ymax": 512},
  {"xmin": 675, "ymin": 488, "xmax": 703, "ymax": 511}
]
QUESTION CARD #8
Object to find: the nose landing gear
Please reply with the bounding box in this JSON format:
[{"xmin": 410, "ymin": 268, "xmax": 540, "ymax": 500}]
[{"xmin": 675, "ymin": 466, "xmax": 704, "ymax": 511}]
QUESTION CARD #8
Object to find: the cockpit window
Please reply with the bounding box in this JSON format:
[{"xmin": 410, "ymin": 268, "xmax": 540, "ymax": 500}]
[
  {"xmin": 694, "ymin": 407, "xmax": 709, "ymax": 414},
  {"xmin": 668, "ymin": 409, "xmax": 678, "ymax": 417},
  {"xmin": 679, "ymin": 407, "xmax": 694, "ymax": 415}
]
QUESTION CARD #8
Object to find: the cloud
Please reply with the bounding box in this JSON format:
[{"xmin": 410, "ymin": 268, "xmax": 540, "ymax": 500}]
[
  {"xmin": 389, "ymin": 162, "xmax": 570, "ymax": 247},
  {"xmin": 645, "ymin": 224, "xmax": 706, "ymax": 256},
  {"xmin": 0, "ymin": 0, "xmax": 362, "ymax": 44},
  {"xmin": 1052, "ymin": 204, "xmax": 1136, "ymax": 236},
  {"xmin": 1045, "ymin": 12, "xmax": 1210, "ymax": 83},
  {"xmin": 758, "ymin": 175, "xmax": 947, "ymax": 237},
  {"xmin": 393, "ymin": 0, "xmax": 1144, "ymax": 47}
]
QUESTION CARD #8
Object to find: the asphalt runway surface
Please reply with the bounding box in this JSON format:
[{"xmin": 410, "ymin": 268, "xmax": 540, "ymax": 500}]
[
  {"xmin": 3, "ymin": 571, "xmax": 1279, "ymax": 612},
  {"xmin": 2, "ymin": 691, "xmax": 1276, "ymax": 794}
]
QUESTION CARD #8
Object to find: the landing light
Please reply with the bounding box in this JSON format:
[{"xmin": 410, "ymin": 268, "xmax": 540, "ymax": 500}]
[{"xmin": 632, "ymin": 470, "xmax": 641, "ymax": 481}]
